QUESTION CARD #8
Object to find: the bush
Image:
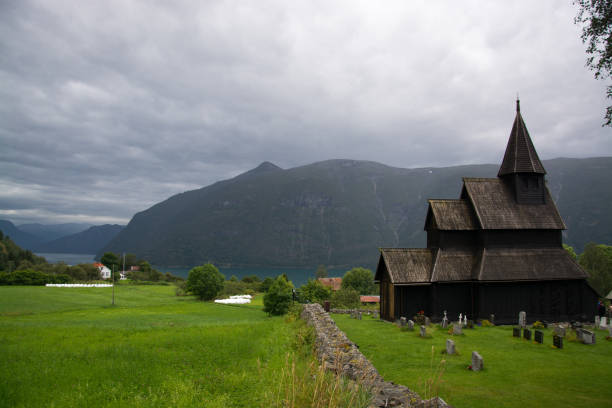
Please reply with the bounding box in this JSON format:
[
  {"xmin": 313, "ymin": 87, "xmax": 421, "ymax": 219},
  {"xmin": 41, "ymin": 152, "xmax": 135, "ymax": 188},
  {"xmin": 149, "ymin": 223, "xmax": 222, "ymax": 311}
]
[
  {"xmin": 330, "ymin": 287, "xmax": 360, "ymax": 309},
  {"xmin": 186, "ymin": 263, "xmax": 225, "ymax": 300},
  {"xmin": 481, "ymin": 319, "xmax": 494, "ymax": 327},
  {"xmin": 532, "ymin": 320, "xmax": 545, "ymax": 329},
  {"xmin": 263, "ymin": 276, "xmax": 294, "ymax": 316},
  {"xmin": 299, "ymin": 279, "xmax": 332, "ymax": 303}
]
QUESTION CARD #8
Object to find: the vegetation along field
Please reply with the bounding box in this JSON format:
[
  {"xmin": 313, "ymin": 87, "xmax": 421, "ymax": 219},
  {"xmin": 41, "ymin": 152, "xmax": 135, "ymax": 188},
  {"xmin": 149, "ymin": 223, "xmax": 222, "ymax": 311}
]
[
  {"xmin": 334, "ymin": 313, "xmax": 612, "ymax": 408},
  {"xmin": 0, "ymin": 286, "xmax": 369, "ymax": 408}
]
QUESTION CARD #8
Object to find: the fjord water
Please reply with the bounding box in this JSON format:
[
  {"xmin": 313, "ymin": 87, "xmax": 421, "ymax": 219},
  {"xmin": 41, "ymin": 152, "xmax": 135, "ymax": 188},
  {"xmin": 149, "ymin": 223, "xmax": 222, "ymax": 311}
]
[{"xmin": 35, "ymin": 253, "xmax": 339, "ymax": 287}]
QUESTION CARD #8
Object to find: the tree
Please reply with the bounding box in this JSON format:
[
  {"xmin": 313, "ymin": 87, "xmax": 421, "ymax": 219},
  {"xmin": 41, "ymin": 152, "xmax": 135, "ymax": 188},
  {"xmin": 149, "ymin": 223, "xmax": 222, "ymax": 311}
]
[
  {"xmin": 341, "ymin": 267, "xmax": 376, "ymax": 295},
  {"xmin": 263, "ymin": 276, "xmax": 294, "ymax": 315},
  {"xmin": 330, "ymin": 287, "xmax": 361, "ymax": 309},
  {"xmin": 315, "ymin": 264, "xmax": 328, "ymax": 279},
  {"xmin": 579, "ymin": 242, "xmax": 612, "ymax": 296},
  {"xmin": 574, "ymin": 0, "xmax": 612, "ymax": 126},
  {"xmin": 260, "ymin": 277, "xmax": 274, "ymax": 293},
  {"xmin": 563, "ymin": 244, "xmax": 578, "ymax": 261},
  {"xmin": 186, "ymin": 263, "xmax": 225, "ymax": 300},
  {"xmin": 300, "ymin": 278, "xmax": 332, "ymax": 303},
  {"xmin": 100, "ymin": 252, "xmax": 120, "ymax": 273}
]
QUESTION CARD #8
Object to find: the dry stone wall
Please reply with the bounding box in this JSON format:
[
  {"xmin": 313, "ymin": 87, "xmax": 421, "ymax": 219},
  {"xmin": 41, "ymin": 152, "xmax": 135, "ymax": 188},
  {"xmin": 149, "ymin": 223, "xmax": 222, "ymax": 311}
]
[{"xmin": 301, "ymin": 303, "xmax": 450, "ymax": 408}]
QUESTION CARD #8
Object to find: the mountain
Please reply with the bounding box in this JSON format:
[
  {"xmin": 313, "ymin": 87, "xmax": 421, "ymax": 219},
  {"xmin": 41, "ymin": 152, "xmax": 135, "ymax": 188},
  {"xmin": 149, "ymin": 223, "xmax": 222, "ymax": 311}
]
[
  {"xmin": 34, "ymin": 224, "xmax": 124, "ymax": 254},
  {"xmin": 18, "ymin": 223, "xmax": 92, "ymax": 242},
  {"xmin": 100, "ymin": 157, "xmax": 612, "ymax": 269},
  {"xmin": 0, "ymin": 219, "xmax": 41, "ymax": 249}
]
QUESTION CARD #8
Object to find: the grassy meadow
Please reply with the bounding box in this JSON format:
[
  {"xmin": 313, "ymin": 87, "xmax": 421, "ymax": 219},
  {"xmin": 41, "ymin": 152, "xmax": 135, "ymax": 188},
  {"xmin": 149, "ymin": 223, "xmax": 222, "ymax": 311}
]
[
  {"xmin": 0, "ymin": 286, "xmax": 368, "ymax": 408},
  {"xmin": 333, "ymin": 313, "xmax": 612, "ymax": 408}
]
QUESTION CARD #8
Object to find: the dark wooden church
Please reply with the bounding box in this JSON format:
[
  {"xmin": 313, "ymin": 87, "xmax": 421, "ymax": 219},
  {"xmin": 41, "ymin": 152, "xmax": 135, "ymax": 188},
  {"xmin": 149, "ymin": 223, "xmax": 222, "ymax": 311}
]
[{"xmin": 375, "ymin": 101, "xmax": 598, "ymax": 324}]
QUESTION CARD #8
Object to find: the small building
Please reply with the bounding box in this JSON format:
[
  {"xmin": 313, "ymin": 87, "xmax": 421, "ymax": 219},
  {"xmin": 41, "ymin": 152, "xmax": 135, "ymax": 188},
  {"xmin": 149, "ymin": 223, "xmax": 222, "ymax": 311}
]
[
  {"xmin": 360, "ymin": 295, "xmax": 380, "ymax": 305},
  {"xmin": 94, "ymin": 262, "xmax": 111, "ymax": 280},
  {"xmin": 375, "ymin": 101, "xmax": 599, "ymax": 324},
  {"xmin": 318, "ymin": 277, "xmax": 342, "ymax": 291}
]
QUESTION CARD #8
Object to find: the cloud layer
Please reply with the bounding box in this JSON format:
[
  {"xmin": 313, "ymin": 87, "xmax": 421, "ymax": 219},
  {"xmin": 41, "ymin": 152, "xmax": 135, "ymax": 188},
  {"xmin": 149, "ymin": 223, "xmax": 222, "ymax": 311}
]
[{"xmin": 1, "ymin": 0, "xmax": 610, "ymax": 225}]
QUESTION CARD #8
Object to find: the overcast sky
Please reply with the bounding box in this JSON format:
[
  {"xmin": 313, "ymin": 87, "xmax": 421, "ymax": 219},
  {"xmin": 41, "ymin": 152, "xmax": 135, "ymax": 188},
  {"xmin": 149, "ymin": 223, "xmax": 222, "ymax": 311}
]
[{"xmin": 1, "ymin": 1, "xmax": 610, "ymax": 226}]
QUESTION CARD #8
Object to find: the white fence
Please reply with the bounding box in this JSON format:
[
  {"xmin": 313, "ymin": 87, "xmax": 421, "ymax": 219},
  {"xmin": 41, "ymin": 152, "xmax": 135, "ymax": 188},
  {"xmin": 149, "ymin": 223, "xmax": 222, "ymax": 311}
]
[{"xmin": 45, "ymin": 284, "xmax": 113, "ymax": 287}]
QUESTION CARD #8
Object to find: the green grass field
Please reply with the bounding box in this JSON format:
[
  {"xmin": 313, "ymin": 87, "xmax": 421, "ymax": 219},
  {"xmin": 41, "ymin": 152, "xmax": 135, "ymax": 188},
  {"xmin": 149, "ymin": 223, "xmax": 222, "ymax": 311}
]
[{"xmin": 333, "ymin": 314, "xmax": 612, "ymax": 408}]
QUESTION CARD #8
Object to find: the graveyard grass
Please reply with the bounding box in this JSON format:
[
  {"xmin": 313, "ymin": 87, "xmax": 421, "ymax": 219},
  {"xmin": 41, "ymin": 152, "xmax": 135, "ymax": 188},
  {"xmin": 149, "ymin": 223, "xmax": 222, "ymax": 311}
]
[
  {"xmin": 0, "ymin": 286, "xmax": 369, "ymax": 408},
  {"xmin": 334, "ymin": 314, "xmax": 612, "ymax": 408}
]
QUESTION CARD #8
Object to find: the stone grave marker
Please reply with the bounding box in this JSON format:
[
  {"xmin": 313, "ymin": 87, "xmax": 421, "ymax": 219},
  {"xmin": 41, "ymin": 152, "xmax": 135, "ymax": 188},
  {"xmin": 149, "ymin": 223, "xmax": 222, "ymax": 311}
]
[
  {"xmin": 400, "ymin": 317, "xmax": 407, "ymax": 327},
  {"xmin": 523, "ymin": 328, "xmax": 531, "ymax": 341},
  {"xmin": 467, "ymin": 320, "xmax": 474, "ymax": 329},
  {"xmin": 425, "ymin": 316, "xmax": 431, "ymax": 326},
  {"xmin": 513, "ymin": 327, "xmax": 521, "ymax": 337},
  {"xmin": 453, "ymin": 323, "xmax": 462, "ymax": 335},
  {"xmin": 373, "ymin": 311, "xmax": 379, "ymax": 319},
  {"xmin": 489, "ymin": 314, "xmax": 495, "ymax": 325},
  {"xmin": 519, "ymin": 311, "xmax": 526, "ymax": 328},
  {"xmin": 534, "ymin": 330, "xmax": 543, "ymax": 344},
  {"xmin": 608, "ymin": 326, "xmax": 612, "ymax": 337},
  {"xmin": 323, "ymin": 301, "xmax": 330, "ymax": 312},
  {"xmin": 408, "ymin": 320, "xmax": 415, "ymax": 330},
  {"xmin": 581, "ymin": 329, "xmax": 596, "ymax": 344},
  {"xmin": 420, "ymin": 325, "xmax": 427, "ymax": 337},
  {"xmin": 471, "ymin": 351, "xmax": 483, "ymax": 371},
  {"xmin": 463, "ymin": 315, "xmax": 467, "ymax": 326},
  {"xmin": 553, "ymin": 334, "xmax": 563, "ymax": 349},
  {"xmin": 595, "ymin": 316, "xmax": 600, "ymax": 328},
  {"xmin": 554, "ymin": 325, "xmax": 566, "ymax": 337},
  {"xmin": 601, "ymin": 316, "xmax": 607, "ymax": 327},
  {"xmin": 446, "ymin": 339, "xmax": 455, "ymax": 355},
  {"xmin": 357, "ymin": 312, "xmax": 362, "ymax": 320},
  {"xmin": 441, "ymin": 316, "xmax": 448, "ymax": 329}
]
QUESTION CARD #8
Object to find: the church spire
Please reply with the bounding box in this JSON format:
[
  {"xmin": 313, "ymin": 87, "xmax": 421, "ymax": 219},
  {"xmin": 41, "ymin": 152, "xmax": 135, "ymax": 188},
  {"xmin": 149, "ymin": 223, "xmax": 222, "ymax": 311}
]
[{"xmin": 498, "ymin": 99, "xmax": 546, "ymax": 177}]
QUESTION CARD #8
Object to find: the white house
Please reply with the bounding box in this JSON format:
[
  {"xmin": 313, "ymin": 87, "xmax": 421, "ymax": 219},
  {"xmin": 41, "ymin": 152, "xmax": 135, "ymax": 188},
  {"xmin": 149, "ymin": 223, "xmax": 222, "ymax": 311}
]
[{"xmin": 94, "ymin": 263, "xmax": 112, "ymax": 280}]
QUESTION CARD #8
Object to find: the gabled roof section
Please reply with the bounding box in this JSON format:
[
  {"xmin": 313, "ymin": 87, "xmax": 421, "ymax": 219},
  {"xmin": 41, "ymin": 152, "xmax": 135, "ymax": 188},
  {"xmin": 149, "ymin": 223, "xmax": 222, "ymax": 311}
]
[
  {"xmin": 462, "ymin": 178, "xmax": 566, "ymax": 230},
  {"xmin": 425, "ymin": 199, "xmax": 479, "ymax": 230},
  {"xmin": 498, "ymin": 100, "xmax": 546, "ymax": 177},
  {"xmin": 431, "ymin": 249, "xmax": 478, "ymax": 282},
  {"xmin": 477, "ymin": 248, "xmax": 588, "ymax": 281},
  {"xmin": 377, "ymin": 248, "xmax": 434, "ymax": 284}
]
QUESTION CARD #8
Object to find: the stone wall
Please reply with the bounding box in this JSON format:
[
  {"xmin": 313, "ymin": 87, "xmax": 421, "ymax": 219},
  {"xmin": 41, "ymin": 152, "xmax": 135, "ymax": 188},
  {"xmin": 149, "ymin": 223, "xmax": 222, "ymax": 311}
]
[{"xmin": 301, "ymin": 303, "xmax": 450, "ymax": 408}]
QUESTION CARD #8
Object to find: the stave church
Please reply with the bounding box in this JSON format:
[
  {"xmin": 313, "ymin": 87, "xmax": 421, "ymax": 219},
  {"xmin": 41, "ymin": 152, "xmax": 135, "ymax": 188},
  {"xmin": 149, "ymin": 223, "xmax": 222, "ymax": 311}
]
[{"xmin": 375, "ymin": 101, "xmax": 599, "ymax": 324}]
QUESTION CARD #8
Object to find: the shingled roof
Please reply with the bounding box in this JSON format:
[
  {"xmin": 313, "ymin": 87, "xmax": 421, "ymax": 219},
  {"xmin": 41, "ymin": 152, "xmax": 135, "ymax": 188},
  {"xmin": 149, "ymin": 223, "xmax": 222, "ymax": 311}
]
[
  {"xmin": 462, "ymin": 178, "xmax": 566, "ymax": 230},
  {"xmin": 376, "ymin": 248, "xmax": 434, "ymax": 284},
  {"xmin": 425, "ymin": 199, "xmax": 479, "ymax": 230},
  {"xmin": 430, "ymin": 249, "xmax": 478, "ymax": 282},
  {"xmin": 498, "ymin": 100, "xmax": 546, "ymax": 177}
]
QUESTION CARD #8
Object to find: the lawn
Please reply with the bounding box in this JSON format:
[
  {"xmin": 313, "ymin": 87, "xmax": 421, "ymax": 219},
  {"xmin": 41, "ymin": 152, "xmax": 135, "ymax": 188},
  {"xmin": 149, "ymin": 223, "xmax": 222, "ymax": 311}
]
[
  {"xmin": 333, "ymin": 314, "xmax": 612, "ymax": 408},
  {"xmin": 0, "ymin": 286, "xmax": 295, "ymax": 408}
]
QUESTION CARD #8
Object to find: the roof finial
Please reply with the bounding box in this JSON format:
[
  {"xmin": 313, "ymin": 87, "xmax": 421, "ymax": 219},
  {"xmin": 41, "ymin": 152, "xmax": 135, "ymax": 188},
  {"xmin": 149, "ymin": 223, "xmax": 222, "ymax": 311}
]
[{"xmin": 516, "ymin": 94, "xmax": 520, "ymax": 113}]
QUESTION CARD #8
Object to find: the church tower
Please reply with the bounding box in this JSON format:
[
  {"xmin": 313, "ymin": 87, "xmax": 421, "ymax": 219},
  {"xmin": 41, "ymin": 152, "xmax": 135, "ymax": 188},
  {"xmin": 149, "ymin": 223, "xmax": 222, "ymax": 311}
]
[{"xmin": 497, "ymin": 100, "xmax": 547, "ymax": 204}]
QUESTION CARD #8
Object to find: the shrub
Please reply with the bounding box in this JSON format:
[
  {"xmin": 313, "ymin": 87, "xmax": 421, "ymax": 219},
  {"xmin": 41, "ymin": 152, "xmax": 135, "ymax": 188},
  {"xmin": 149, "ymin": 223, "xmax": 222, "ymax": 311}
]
[
  {"xmin": 263, "ymin": 276, "xmax": 294, "ymax": 316},
  {"xmin": 186, "ymin": 263, "xmax": 225, "ymax": 300},
  {"xmin": 299, "ymin": 279, "xmax": 332, "ymax": 303},
  {"xmin": 330, "ymin": 287, "xmax": 360, "ymax": 309},
  {"xmin": 481, "ymin": 319, "xmax": 494, "ymax": 327},
  {"xmin": 341, "ymin": 267, "xmax": 376, "ymax": 295},
  {"xmin": 532, "ymin": 320, "xmax": 545, "ymax": 329}
]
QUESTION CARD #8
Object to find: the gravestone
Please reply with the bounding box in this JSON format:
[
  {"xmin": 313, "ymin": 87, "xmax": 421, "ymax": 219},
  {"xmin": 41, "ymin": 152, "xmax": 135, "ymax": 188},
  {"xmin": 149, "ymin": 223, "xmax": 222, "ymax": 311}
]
[
  {"xmin": 513, "ymin": 327, "xmax": 521, "ymax": 337},
  {"xmin": 489, "ymin": 314, "xmax": 495, "ymax": 325},
  {"xmin": 458, "ymin": 313, "xmax": 463, "ymax": 324},
  {"xmin": 453, "ymin": 323, "xmax": 462, "ymax": 335},
  {"xmin": 581, "ymin": 329, "xmax": 596, "ymax": 344},
  {"xmin": 553, "ymin": 334, "xmax": 563, "ymax": 349},
  {"xmin": 601, "ymin": 316, "xmax": 607, "ymax": 327},
  {"xmin": 519, "ymin": 311, "xmax": 526, "ymax": 328},
  {"xmin": 323, "ymin": 301, "xmax": 330, "ymax": 312},
  {"xmin": 420, "ymin": 325, "xmax": 427, "ymax": 337},
  {"xmin": 534, "ymin": 330, "xmax": 543, "ymax": 344},
  {"xmin": 554, "ymin": 325, "xmax": 566, "ymax": 337},
  {"xmin": 373, "ymin": 311, "xmax": 379, "ymax": 319},
  {"xmin": 446, "ymin": 339, "xmax": 455, "ymax": 355},
  {"xmin": 608, "ymin": 326, "xmax": 612, "ymax": 337},
  {"xmin": 357, "ymin": 312, "xmax": 362, "ymax": 320},
  {"xmin": 471, "ymin": 351, "xmax": 483, "ymax": 371},
  {"xmin": 595, "ymin": 316, "xmax": 600, "ymax": 328},
  {"xmin": 463, "ymin": 315, "xmax": 467, "ymax": 327},
  {"xmin": 467, "ymin": 320, "xmax": 474, "ymax": 329},
  {"xmin": 523, "ymin": 328, "xmax": 531, "ymax": 341},
  {"xmin": 408, "ymin": 320, "xmax": 415, "ymax": 330},
  {"xmin": 441, "ymin": 317, "xmax": 448, "ymax": 329},
  {"xmin": 425, "ymin": 316, "xmax": 431, "ymax": 327},
  {"xmin": 400, "ymin": 317, "xmax": 407, "ymax": 327}
]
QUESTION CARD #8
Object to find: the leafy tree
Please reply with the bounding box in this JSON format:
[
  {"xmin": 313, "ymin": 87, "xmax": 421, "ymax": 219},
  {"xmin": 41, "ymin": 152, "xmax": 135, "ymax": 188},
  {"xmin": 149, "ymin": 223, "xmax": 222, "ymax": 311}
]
[
  {"xmin": 341, "ymin": 267, "xmax": 376, "ymax": 295},
  {"xmin": 241, "ymin": 275, "xmax": 261, "ymax": 283},
  {"xmin": 300, "ymin": 278, "xmax": 332, "ymax": 303},
  {"xmin": 563, "ymin": 244, "xmax": 578, "ymax": 261},
  {"xmin": 574, "ymin": 0, "xmax": 612, "ymax": 126},
  {"xmin": 263, "ymin": 276, "xmax": 294, "ymax": 316},
  {"xmin": 315, "ymin": 264, "xmax": 328, "ymax": 279},
  {"xmin": 186, "ymin": 263, "xmax": 225, "ymax": 300},
  {"xmin": 580, "ymin": 242, "xmax": 612, "ymax": 296},
  {"xmin": 260, "ymin": 277, "xmax": 274, "ymax": 293},
  {"xmin": 330, "ymin": 287, "xmax": 360, "ymax": 309},
  {"xmin": 100, "ymin": 252, "xmax": 120, "ymax": 273}
]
